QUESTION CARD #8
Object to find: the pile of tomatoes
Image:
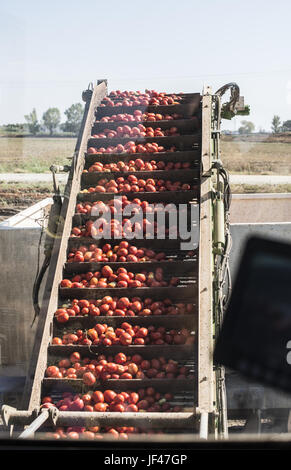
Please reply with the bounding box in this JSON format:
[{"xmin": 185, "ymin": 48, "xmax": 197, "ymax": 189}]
[
  {"xmin": 54, "ymin": 297, "xmax": 194, "ymax": 323},
  {"xmin": 45, "ymin": 351, "xmax": 193, "ymax": 383}
]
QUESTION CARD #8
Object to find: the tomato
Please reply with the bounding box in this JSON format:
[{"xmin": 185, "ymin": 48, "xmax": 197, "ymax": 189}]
[
  {"xmin": 70, "ymin": 352, "xmax": 81, "ymax": 363},
  {"xmin": 60, "ymin": 279, "xmax": 72, "ymax": 288},
  {"xmin": 42, "ymin": 396, "xmax": 53, "ymax": 404},
  {"xmin": 46, "ymin": 366, "xmax": 60, "ymax": 377},
  {"xmin": 52, "ymin": 337, "xmax": 62, "ymax": 345},
  {"xmin": 105, "ymin": 362, "xmax": 118, "ymax": 373},
  {"xmin": 94, "ymin": 402, "xmax": 108, "ymax": 412},
  {"xmin": 128, "ymin": 392, "xmax": 139, "ymax": 404},
  {"xmin": 82, "ymin": 372, "xmax": 96, "ymax": 386},
  {"xmin": 82, "ymin": 394, "xmax": 92, "ymax": 405},
  {"xmin": 56, "ymin": 311, "xmax": 69, "ymax": 323},
  {"xmin": 95, "ymin": 323, "xmax": 106, "ymax": 335},
  {"xmin": 119, "ymin": 332, "xmax": 132, "ymax": 346},
  {"xmin": 126, "ymin": 404, "xmax": 138, "ymax": 413},
  {"xmin": 113, "ymin": 394, "xmax": 125, "ymax": 404},
  {"xmin": 92, "ymin": 391, "xmax": 104, "ymax": 403},
  {"xmin": 82, "ymin": 431, "xmax": 95, "ymax": 440},
  {"xmin": 101, "ymin": 265, "xmax": 113, "ymax": 278},
  {"xmin": 127, "ymin": 363, "xmax": 138, "ymax": 376},
  {"xmin": 137, "ymin": 400, "xmax": 149, "ymax": 410},
  {"xmin": 103, "ymin": 390, "xmax": 117, "ymax": 403},
  {"xmin": 111, "ymin": 403, "xmax": 125, "ymax": 412},
  {"xmin": 131, "ymin": 354, "xmax": 142, "ymax": 364},
  {"xmin": 114, "ymin": 351, "xmax": 127, "ymax": 365},
  {"xmin": 136, "ymin": 327, "xmax": 148, "ymax": 338},
  {"xmin": 58, "ymin": 359, "xmax": 71, "ymax": 369},
  {"xmin": 106, "ymin": 428, "xmax": 119, "ymax": 438},
  {"xmin": 141, "ymin": 360, "xmax": 151, "ymax": 370},
  {"xmin": 67, "ymin": 432, "xmax": 79, "ymax": 439},
  {"xmin": 120, "ymin": 373, "xmax": 133, "ymax": 380}
]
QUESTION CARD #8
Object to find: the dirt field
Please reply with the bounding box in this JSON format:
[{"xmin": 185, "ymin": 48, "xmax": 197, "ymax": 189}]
[{"xmin": 0, "ymin": 183, "xmax": 53, "ymax": 222}]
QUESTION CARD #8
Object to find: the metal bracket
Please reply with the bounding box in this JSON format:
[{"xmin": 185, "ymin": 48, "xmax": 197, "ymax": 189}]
[
  {"xmin": 212, "ymin": 159, "xmax": 223, "ymax": 170},
  {"xmin": 2, "ymin": 405, "xmax": 59, "ymax": 438},
  {"xmin": 49, "ymin": 164, "xmax": 71, "ymax": 173},
  {"xmin": 82, "ymin": 84, "xmax": 93, "ymax": 103}
]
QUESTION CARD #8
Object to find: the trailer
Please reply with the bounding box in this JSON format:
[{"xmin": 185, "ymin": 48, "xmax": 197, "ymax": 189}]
[{"xmin": 1, "ymin": 81, "xmax": 243, "ymax": 440}]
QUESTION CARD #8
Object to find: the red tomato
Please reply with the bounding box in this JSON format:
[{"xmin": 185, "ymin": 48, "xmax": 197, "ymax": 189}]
[
  {"xmin": 82, "ymin": 372, "xmax": 96, "ymax": 386},
  {"xmin": 92, "ymin": 391, "xmax": 104, "ymax": 403},
  {"xmin": 104, "ymin": 390, "xmax": 117, "ymax": 403}
]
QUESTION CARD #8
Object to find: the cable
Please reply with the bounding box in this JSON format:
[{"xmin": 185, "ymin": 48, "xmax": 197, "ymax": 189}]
[{"xmin": 211, "ymin": 89, "xmax": 234, "ymax": 438}]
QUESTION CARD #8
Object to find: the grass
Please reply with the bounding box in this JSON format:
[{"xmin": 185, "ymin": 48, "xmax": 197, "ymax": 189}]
[
  {"xmin": 0, "ymin": 137, "xmax": 76, "ymax": 173},
  {"xmin": 221, "ymin": 140, "xmax": 291, "ymax": 175},
  {"xmin": 230, "ymin": 184, "xmax": 291, "ymax": 194}
]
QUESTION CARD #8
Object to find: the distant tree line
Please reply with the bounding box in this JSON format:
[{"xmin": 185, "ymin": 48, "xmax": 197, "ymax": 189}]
[
  {"xmin": 225, "ymin": 116, "xmax": 291, "ymax": 135},
  {"xmin": 238, "ymin": 120, "xmax": 255, "ymax": 134},
  {"xmin": 2, "ymin": 103, "xmax": 84, "ymax": 136},
  {"xmin": 271, "ymin": 115, "xmax": 291, "ymax": 133}
]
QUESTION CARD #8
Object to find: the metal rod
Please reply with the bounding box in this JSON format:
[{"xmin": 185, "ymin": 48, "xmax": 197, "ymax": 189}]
[
  {"xmin": 18, "ymin": 410, "xmax": 50, "ymax": 439},
  {"xmin": 2, "ymin": 407, "xmax": 196, "ymax": 429}
]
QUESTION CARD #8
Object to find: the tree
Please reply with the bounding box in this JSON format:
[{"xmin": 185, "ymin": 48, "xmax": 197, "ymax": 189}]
[
  {"xmin": 282, "ymin": 120, "xmax": 291, "ymax": 132},
  {"xmin": 271, "ymin": 115, "xmax": 281, "ymax": 133},
  {"xmin": 238, "ymin": 120, "xmax": 255, "ymax": 134},
  {"xmin": 24, "ymin": 108, "xmax": 40, "ymax": 135},
  {"xmin": 62, "ymin": 103, "xmax": 84, "ymax": 134},
  {"xmin": 42, "ymin": 107, "xmax": 61, "ymax": 135},
  {"xmin": 3, "ymin": 123, "xmax": 27, "ymax": 133}
]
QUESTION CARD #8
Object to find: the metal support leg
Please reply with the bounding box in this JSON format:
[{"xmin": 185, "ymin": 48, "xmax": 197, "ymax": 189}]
[
  {"xmin": 18, "ymin": 409, "xmax": 50, "ymax": 439},
  {"xmin": 199, "ymin": 412, "xmax": 208, "ymax": 440},
  {"xmin": 243, "ymin": 409, "xmax": 261, "ymax": 434}
]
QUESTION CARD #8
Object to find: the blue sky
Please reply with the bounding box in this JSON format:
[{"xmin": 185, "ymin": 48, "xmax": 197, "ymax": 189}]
[{"xmin": 1, "ymin": 0, "xmax": 291, "ymax": 131}]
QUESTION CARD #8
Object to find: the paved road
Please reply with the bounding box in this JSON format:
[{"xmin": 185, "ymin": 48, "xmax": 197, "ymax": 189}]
[
  {"xmin": 1, "ymin": 173, "xmax": 291, "ymax": 185},
  {"xmin": 229, "ymin": 175, "xmax": 291, "ymax": 185}
]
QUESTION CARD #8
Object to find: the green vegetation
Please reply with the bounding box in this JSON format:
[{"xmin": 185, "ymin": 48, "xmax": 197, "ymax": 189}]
[
  {"xmin": 238, "ymin": 120, "xmax": 255, "ymax": 134},
  {"xmin": 61, "ymin": 103, "xmax": 84, "ymax": 134},
  {"xmin": 42, "ymin": 107, "xmax": 61, "ymax": 135},
  {"xmin": 231, "ymin": 184, "xmax": 291, "ymax": 193},
  {"xmin": 2, "ymin": 102, "xmax": 84, "ymax": 138},
  {"xmin": 24, "ymin": 108, "xmax": 40, "ymax": 135},
  {"xmin": 271, "ymin": 115, "xmax": 281, "ymax": 134}
]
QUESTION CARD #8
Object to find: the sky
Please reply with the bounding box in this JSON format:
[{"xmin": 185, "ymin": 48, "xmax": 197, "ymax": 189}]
[{"xmin": 0, "ymin": 0, "xmax": 291, "ymax": 131}]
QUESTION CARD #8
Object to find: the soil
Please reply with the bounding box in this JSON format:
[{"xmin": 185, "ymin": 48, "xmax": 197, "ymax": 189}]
[{"xmin": 0, "ymin": 187, "xmax": 52, "ymax": 222}]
